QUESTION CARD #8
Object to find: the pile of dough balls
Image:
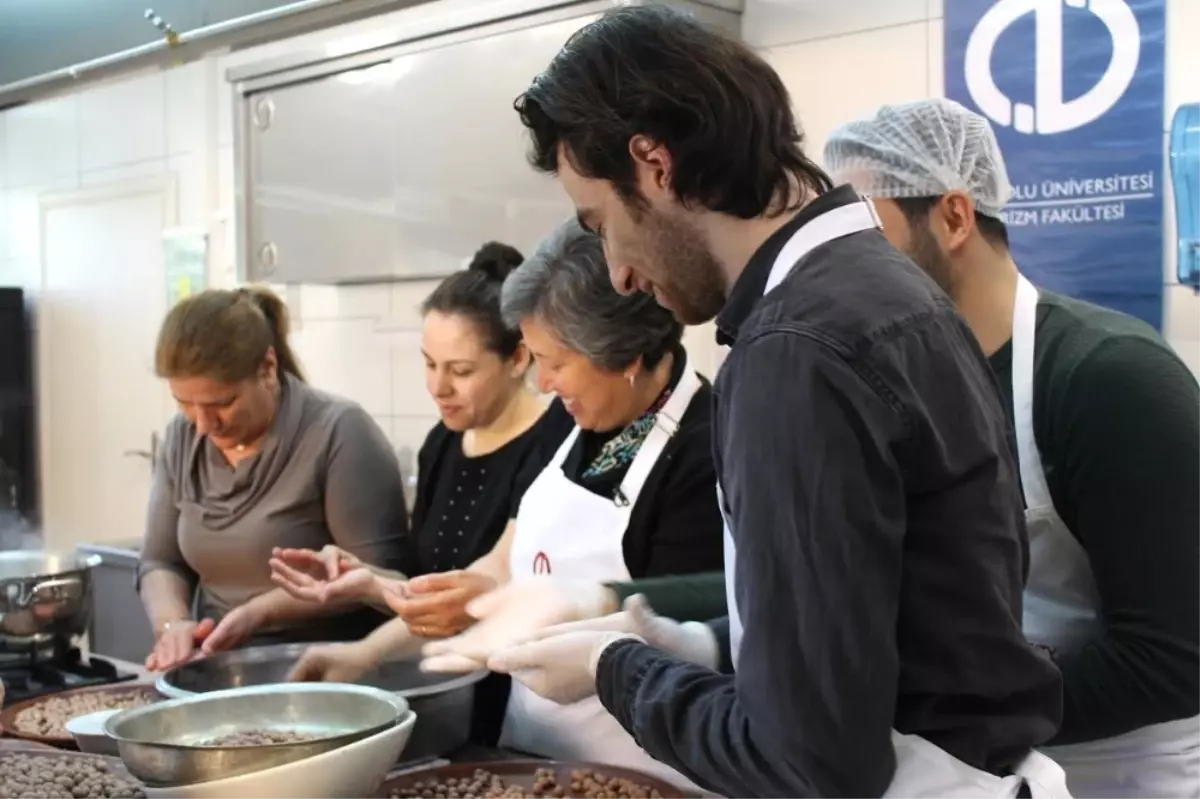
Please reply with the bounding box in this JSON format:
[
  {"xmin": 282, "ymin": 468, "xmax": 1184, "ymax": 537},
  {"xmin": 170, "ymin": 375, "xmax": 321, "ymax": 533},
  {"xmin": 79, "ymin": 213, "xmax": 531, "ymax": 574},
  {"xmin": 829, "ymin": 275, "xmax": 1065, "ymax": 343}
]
[
  {"xmin": 0, "ymin": 753, "xmax": 145, "ymax": 799},
  {"xmin": 390, "ymin": 767, "xmax": 665, "ymax": 799},
  {"xmin": 15, "ymin": 692, "xmax": 154, "ymax": 738},
  {"xmin": 199, "ymin": 730, "xmax": 318, "ymax": 747}
]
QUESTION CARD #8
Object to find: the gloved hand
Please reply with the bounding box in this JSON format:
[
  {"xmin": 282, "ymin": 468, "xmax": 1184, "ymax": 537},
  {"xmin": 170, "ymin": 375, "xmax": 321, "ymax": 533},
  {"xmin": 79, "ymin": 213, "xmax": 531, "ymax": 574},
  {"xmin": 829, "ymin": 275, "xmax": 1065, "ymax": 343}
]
[
  {"xmin": 524, "ymin": 594, "xmax": 719, "ymax": 669},
  {"xmin": 420, "ymin": 577, "xmax": 619, "ymax": 673},
  {"xmin": 487, "ymin": 630, "xmax": 643, "ymax": 705}
]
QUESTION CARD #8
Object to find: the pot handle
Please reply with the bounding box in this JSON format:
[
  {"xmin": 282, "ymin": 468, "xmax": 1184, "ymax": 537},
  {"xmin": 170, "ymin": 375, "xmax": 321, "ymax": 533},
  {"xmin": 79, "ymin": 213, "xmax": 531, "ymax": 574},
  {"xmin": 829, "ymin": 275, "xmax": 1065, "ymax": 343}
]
[{"xmin": 18, "ymin": 577, "xmax": 83, "ymax": 607}]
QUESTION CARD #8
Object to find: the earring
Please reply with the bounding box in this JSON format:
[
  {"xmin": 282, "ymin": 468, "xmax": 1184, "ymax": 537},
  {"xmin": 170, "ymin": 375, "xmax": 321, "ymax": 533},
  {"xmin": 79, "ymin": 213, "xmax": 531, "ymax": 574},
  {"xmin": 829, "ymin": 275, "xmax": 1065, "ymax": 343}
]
[{"xmin": 626, "ymin": 372, "xmax": 635, "ymax": 388}]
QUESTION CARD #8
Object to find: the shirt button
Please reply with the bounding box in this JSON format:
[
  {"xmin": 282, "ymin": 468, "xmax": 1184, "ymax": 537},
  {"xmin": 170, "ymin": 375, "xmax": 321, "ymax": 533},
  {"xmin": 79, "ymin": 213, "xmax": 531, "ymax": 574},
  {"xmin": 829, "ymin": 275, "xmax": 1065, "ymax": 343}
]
[
  {"xmin": 438, "ymin": 531, "xmax": 443, "ymax": 536},
  {"xmin": 452, "ymin": 548, "xmax": 458, "ymax": 554}
]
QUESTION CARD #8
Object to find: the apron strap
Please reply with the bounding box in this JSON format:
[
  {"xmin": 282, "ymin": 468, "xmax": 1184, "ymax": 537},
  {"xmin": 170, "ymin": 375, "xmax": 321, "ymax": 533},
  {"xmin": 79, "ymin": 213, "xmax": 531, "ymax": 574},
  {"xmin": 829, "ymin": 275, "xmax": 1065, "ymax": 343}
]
[
  {"xmin": 549, "ymin": 424, "xmax": 584, "ymax": 469},
  {"xmin": 616, "ymin": 353, "xmax": 703, "ymax": 507},
  {"xmin": 765, "ymin": 198, "xmax": 883, "ymax": 293},
  {"xmin": 1011, "ymin": 274, "xmax": 1054, "ymax": 510}
]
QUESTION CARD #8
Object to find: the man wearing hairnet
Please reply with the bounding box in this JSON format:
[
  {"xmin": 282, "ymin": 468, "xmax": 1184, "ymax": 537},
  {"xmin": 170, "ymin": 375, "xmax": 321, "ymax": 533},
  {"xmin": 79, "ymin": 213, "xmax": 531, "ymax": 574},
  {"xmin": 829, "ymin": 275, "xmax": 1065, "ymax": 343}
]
[{"xmin": 825, "ymin": 98, "xmax": 1200, "ymax": 799}]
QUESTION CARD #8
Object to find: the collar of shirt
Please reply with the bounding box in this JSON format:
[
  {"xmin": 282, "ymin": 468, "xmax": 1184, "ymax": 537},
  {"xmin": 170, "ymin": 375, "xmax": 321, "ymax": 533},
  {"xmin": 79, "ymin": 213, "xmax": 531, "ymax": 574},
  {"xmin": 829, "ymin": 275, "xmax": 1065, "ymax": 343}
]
[{"xmin": 715, "ymin": 184, "xmax": 863, "ymax": 346}]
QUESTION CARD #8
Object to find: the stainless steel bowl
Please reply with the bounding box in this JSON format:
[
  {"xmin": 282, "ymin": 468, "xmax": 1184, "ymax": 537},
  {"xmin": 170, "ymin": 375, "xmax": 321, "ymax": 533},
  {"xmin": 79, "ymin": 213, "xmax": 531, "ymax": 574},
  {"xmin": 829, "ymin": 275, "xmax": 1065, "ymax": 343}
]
[
  {"xmin": 156, "ymin": 643, "xmax": 486, "ymax": 759},
  {"xmin": 0, "ymin": 551, "xmax": 101, "ymax": 640},
  {"xmin": 105, "ymin": 682, "xmax": 409, "ymax": 787}
]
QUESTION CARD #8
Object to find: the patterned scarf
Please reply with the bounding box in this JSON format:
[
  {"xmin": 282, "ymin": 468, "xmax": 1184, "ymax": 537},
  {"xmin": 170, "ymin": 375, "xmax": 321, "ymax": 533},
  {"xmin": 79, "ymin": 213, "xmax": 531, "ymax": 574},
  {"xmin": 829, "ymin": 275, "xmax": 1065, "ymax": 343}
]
[{"xmin": 581, "ymin": 388, "xmax": 674, "ymax": 479}]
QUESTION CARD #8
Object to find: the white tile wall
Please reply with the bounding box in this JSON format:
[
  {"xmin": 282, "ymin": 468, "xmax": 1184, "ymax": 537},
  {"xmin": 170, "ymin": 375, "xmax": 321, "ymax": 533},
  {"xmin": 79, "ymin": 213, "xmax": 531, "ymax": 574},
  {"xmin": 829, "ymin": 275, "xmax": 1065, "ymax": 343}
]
[
  {"xmin": 742, "ymin": 0, "xmax": 929, "ymax": 49},
  {"xmin": 78, "ymin": 72, "xmax": 167, "ymax": 172},
  {"xmin": 0, "ymin": 0, "xmax": 1195, "ymax": 498},
  {"xmin": 166, "ymin": 61, "xmax": 214, "ymax": 157},
  {"xmin": 2, "ymin": 95, "xmax": 79, "ymax": 188},
  {"xmin": 763, "ymin": 20, "xmax": 934, "ymax": 158}
]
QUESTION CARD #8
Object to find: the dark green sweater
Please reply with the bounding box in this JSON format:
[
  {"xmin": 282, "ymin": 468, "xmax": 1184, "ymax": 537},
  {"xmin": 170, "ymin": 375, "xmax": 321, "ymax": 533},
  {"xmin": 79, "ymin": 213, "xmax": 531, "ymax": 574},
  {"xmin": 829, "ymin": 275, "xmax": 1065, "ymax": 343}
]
[{"xmin": 988, "ymin": 291, "xmax": 1199, "ymax": 744}]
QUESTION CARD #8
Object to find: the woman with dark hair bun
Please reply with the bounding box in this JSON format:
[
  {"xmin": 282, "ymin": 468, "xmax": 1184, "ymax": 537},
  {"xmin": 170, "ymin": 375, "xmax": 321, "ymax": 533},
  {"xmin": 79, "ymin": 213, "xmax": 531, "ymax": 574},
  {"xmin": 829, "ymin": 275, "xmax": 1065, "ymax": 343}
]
[{"xmin": 271, "ymin": 242, "xmax": 567, "ymax": 633}]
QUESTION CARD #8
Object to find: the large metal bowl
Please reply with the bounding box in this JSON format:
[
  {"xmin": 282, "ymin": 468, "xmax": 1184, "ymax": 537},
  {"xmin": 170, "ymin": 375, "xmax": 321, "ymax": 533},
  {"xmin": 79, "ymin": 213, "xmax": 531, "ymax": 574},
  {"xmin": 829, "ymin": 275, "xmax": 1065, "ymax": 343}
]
[
  {"xmin": 156, "ymin": 643, "xmax": 486, "ymax": 760},
  {"xmin": 104, "ymin": 682, "xmax": 409, "ymax": 787},
  {"xmin": 0, "ymin": 551, "xmax": 101, "ymax": 641}
]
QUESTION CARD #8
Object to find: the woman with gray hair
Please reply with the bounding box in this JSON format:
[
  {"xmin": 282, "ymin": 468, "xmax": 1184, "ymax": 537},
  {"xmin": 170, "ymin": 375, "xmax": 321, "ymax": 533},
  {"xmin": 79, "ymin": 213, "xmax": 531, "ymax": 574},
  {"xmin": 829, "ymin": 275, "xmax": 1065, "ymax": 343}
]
[
  {"xmin": 287, "ymin": 221, "xmax": 723, "ymax": 774},
  {"xmin": 462, "ymin": 217, "xmax": 722, "ymax": 781}
]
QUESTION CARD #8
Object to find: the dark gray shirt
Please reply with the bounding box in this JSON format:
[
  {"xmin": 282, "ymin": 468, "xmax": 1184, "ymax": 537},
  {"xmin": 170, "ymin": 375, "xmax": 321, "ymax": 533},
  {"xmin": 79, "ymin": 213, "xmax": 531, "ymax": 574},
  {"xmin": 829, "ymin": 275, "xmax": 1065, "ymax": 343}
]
[
  {"xmin": 594, "ymin": 186, "xmax": 1063, "ymax": 797},
  {"xmin": 139, "ymin": 374, "xmax": 408, "ymax": 637}
]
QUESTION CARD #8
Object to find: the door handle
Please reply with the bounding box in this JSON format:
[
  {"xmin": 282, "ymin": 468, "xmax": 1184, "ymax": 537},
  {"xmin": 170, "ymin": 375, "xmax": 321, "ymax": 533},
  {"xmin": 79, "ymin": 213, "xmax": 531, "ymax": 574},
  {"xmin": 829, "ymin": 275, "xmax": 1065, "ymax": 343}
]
[{"xmin": 123, "ymin": 432, "xmax": 160, "ymax": 466}]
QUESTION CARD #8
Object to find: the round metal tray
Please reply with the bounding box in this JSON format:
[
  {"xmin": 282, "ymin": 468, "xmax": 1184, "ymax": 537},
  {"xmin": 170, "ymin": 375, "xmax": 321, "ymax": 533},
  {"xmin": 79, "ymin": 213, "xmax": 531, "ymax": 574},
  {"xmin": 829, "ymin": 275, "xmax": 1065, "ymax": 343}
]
[
  {"xmin": 0, "ymin": 683, "xmax": 161, "ymax": 747},
  {"xmin": 378, "ymin": 760, "xmax": 688, "ymax": 798}
]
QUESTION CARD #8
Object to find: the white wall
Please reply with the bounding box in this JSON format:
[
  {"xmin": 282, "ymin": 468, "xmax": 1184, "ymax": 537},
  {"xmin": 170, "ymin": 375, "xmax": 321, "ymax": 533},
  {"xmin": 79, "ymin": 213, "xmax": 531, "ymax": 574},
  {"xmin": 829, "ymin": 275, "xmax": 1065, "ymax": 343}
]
[{"xmin": 0, "ymin": 0, "xmax": 1196, "ymax": 504}]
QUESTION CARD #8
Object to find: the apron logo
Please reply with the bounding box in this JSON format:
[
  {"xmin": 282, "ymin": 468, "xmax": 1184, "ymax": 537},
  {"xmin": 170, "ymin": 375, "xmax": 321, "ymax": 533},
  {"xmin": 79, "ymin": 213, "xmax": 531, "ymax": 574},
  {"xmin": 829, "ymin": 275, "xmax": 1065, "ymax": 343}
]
[{"xmin": 532, "ymin": 551, "xmax": 551, "ymax": 575}]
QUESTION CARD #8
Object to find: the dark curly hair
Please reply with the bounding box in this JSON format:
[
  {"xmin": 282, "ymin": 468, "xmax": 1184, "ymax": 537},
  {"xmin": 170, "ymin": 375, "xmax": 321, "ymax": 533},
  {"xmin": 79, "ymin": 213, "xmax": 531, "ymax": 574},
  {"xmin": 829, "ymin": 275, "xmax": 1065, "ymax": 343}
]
[{"xmin": 514, "ymin": 5, "xmax": 832, "ymax": 218}]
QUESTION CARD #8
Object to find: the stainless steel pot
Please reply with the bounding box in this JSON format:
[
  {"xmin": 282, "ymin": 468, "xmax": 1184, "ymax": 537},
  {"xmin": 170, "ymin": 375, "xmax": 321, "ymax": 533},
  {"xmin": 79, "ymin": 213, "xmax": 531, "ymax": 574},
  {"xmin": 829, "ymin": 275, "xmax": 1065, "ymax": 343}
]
[
  {"xmin": 156, "ymin": 642, "xmax": 486, "ymax": 760},
  {"xmin": 0, "ymin": 550, "xmax": 101, "ymax": 641}
]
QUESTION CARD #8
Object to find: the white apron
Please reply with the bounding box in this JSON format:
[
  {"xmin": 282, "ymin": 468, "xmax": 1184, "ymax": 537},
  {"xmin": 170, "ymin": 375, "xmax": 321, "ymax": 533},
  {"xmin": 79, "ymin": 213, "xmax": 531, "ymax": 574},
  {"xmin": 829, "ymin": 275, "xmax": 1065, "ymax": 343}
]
[
  {"xmin": 500, "ymin": 357, "xmax": 703, "ymax": 787},
  {"xmin": 1012, "ymin": 273, "xmax": 1200, "ymax": 798},
  {"xmin": 719, "ymin": 198, "xmax": 1071, "ymax": 798}
]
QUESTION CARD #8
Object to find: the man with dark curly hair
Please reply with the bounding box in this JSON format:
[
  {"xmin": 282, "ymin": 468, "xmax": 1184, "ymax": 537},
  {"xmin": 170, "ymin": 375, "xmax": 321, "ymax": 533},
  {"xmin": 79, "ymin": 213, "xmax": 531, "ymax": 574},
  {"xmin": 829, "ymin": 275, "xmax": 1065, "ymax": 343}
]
[{"xmin": 480, "ymin": 6, "xmax": 1072, "ymax": 799}]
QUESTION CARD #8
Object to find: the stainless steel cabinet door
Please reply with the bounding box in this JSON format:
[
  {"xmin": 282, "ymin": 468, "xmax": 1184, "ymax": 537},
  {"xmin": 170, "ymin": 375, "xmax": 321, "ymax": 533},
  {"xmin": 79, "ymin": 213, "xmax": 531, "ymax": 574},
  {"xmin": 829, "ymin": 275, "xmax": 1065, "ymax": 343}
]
[{"xmin": 242, "ymin": 15, "xmax": 594, "ymax": 284}]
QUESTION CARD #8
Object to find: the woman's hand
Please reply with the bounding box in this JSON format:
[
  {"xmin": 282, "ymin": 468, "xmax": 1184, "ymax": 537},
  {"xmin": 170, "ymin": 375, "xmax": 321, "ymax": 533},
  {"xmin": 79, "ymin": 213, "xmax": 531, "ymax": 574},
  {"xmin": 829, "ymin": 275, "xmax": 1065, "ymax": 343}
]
[
  {"xmin": 287, "ymin": 642, "xmax": 379, "ymax": 683},
  {"xmin": 383, "ymin": 571, "xmax": 497, "ymax": 639},
  {"xmin": 200, "ymin": 602, "xmax": 267, "ymax": 656},
  {"xmin": 144, "ymin": 618, "xmax": 216, "ymax": 672},
  {"xmin": 269, "ymin": 546, "xmax": 382, "ymax": 606}
]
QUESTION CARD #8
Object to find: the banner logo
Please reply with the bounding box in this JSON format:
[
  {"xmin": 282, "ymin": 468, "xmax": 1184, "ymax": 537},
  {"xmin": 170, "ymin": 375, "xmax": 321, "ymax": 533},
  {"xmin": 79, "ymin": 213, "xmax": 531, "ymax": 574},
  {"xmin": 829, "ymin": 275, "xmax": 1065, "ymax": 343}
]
[{"xmin": 965, "ymin": 0, "xmax": 1140, "ymax": 134}]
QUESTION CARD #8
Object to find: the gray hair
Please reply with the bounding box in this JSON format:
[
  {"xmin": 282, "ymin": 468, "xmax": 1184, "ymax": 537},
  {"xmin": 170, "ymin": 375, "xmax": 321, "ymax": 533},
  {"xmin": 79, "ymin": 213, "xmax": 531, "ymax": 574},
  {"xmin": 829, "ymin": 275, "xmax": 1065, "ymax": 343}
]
[{"xmin": 501, "ymin": 218, "xmax": 683, "ymax": 372}]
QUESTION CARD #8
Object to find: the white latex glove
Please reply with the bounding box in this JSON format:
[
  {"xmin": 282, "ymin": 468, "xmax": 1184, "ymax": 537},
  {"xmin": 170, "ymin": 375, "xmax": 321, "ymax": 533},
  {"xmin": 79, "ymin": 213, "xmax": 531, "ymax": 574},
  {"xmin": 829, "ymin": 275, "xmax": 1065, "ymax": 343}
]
[
  {"xmin": 526, "ymin": 594, "xmax": 720, "ymax": 669},
  {"xmin": 420, "ymin": 577, "xmax": 619, "ymax": 673},
  {"xmin": 487, "ymin": 630, "xmax": 643, "ymax": 704}
]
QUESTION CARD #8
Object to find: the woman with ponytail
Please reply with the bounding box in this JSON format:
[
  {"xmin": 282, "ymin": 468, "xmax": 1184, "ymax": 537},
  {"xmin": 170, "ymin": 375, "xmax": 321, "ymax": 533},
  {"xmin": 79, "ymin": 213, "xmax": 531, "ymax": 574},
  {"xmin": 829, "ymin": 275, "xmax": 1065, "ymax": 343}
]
[{"xmin": 139, "ymin": 286, "xmax": 408, "ymax": 671}]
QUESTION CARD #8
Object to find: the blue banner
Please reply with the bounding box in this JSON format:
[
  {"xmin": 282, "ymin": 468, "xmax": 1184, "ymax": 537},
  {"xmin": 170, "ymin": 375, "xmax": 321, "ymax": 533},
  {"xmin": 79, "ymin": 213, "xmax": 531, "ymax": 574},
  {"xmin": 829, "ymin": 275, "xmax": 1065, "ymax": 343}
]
[{"xmin": 945, "ymin": 0, "xmax": 1166, "ymax": 329}]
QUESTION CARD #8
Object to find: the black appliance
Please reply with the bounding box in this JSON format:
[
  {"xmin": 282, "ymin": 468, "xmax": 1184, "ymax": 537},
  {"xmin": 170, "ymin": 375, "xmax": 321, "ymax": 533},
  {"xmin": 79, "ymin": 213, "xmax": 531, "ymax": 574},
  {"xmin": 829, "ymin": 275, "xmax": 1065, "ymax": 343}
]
[
  {"xmin": 0, "ymin": 287, "xmax": 36, "ymax": 524},
  {"xmin": 0, "ymin": 644, "xmax": 138, "ymax": 707}
]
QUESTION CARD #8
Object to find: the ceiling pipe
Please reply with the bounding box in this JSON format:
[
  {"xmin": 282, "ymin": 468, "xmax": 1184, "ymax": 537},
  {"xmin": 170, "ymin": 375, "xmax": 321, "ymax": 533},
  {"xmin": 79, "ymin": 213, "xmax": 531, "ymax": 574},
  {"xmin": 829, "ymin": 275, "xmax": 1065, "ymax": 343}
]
[{"xmin": 0, "ymin": 0, "xmax": 427, "ymax": 111}]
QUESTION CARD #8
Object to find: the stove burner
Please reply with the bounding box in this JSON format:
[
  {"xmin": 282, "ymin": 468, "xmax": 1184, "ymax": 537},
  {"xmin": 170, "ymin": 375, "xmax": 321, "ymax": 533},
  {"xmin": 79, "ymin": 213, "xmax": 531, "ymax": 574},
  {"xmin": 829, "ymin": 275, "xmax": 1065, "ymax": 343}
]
[{"xmin": 0, "ymin": 647, "xmax": 137, "ymax": 707}]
